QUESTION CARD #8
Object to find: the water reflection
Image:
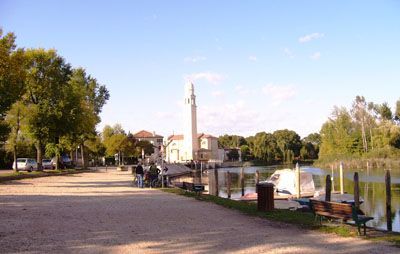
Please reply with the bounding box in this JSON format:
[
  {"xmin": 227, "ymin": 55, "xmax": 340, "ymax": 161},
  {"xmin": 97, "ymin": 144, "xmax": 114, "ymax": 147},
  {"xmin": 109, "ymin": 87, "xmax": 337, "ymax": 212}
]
[{"xmin": 214, "ymin": 165, "xmax": 400, "ymax": 232}]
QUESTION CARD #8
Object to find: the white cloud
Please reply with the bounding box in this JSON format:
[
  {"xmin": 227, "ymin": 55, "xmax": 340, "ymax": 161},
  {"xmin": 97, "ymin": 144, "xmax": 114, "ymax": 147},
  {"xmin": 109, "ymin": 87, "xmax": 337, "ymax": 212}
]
[
  {"xmin": 298, "ymin": 33, "xmax": 324, "ymax": 43},
  {"xmin": 184, "ymin": 56, "xmax": 207, "ymax": 63},
  {"xmin": 283, "ymin": 48, "xmax": 295, "ymax": 58},
  {"xmin": 184, "ymin": 72, "xmax": 225, "ymax": 85},
  {"xmin": 211, "ymin": 90, "xmax": 223, "ymax": 97},
  {"xmin": 248, "ymin": 55, "xmax": 257, "ymax": 61},
  {"xmin": 262, "ymin": 84, "xmax": 297, "ymax": 105},
  {"xmin": 310, "ymin": 52, "xmax": 321, "ymax": 60},
  {"xmin": 234, "ymin": 85, "xmax": 255, "ymax": 96}
]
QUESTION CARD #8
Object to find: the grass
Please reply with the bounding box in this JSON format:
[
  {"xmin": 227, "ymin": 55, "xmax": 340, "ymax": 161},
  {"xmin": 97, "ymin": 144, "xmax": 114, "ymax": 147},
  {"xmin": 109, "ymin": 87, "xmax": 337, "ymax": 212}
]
[
  {"xmin": 162, "ymin": 188, "xmax": 400, "ymax": 247},
  {"xmin": 0, "ymin": 168, "xmax": 88, "ymax": 183}
]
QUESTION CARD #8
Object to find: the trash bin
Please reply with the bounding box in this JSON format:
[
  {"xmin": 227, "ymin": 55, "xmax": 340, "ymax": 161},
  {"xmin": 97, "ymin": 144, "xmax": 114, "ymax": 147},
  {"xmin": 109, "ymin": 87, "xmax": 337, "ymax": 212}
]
[{"xmin": 256, "ymin": 183, "xmax": 274, "ymax": 211}]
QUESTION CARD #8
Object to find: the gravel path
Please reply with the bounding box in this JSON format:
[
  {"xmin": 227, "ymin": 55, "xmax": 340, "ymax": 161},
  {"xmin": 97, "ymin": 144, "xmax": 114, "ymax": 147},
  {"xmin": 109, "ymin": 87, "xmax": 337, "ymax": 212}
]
[{"xmin": 0, "ymin": 169, "xmax": 398, "ymax": 253}]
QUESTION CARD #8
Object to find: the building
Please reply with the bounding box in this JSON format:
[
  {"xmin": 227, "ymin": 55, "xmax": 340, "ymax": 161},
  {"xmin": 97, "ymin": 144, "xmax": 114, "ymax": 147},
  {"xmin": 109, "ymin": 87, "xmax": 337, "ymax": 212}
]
[
  {"xmin": 132, "ymin": 130, "xmax": 164, "ymax": 148},
  {"xmin": 166, "ymin": 82, "xmax": 220, "ymax": 165}
]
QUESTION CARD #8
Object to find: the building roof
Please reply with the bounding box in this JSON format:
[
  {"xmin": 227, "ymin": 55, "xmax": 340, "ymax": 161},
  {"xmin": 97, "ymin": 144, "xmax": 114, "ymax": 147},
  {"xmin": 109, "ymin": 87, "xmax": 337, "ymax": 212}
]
[
  {"xmin": 133, "ymin": 130, "xmax": 163, "ymax": 138},
  {"xmin": 168, "ymin": 133, "xmax": 217, "ymax": 140}
]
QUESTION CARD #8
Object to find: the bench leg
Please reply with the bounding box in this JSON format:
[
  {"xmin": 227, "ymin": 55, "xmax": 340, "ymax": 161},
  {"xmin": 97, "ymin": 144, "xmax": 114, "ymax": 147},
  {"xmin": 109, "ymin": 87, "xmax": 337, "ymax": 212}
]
[{"xmin": 364, "ymin": 223, "xmax": 367, "ymax": 236}]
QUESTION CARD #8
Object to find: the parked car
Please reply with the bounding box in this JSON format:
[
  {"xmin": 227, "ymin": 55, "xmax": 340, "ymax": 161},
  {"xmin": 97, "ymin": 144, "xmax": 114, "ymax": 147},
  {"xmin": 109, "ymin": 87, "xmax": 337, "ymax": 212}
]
[
  {"xmin": 42, "ymin": 159, "xmax": 53, "ymax": 169},
  {"xmin": 12, "ymin": 158, "xmax": 38, "ymax": 172},
  {"xmin": 51, "ymin": 155, "xmax": 73, "ymax": 168}
]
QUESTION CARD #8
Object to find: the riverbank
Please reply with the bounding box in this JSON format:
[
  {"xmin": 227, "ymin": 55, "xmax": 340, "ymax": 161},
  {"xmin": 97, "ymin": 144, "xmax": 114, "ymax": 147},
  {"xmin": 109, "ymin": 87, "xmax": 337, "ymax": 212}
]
[{"xmin": 315, "ymin": 158, "xmax": 400, "ymax": 170}]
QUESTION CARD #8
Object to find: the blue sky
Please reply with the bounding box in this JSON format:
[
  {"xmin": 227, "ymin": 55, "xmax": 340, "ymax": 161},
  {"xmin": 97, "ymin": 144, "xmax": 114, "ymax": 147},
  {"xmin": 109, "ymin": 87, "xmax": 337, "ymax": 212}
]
[{"xmin": 1, "ymin": 0, "xmax": 400, "ymax": 138}]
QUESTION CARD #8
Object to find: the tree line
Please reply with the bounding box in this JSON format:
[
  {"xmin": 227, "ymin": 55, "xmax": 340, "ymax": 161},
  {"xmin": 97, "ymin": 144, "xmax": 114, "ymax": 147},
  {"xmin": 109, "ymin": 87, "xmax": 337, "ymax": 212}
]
[
  {"xmin": 218, "ymin": 130, "xmax": 320, "ymax": 164},
  {"xmin": 318, "ymin": 96, "xmax": 400, "ymax": 163},
  {"xmin": 0, "ymin": 30, "xmax": 109, "ymax": 170}
]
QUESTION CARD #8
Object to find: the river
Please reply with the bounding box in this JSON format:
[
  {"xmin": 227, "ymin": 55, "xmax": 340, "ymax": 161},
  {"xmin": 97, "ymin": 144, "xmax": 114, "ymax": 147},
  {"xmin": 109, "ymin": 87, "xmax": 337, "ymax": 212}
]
[{"xmin": 212, "ymin": 165, "xmax": 400, "ymax": 232}]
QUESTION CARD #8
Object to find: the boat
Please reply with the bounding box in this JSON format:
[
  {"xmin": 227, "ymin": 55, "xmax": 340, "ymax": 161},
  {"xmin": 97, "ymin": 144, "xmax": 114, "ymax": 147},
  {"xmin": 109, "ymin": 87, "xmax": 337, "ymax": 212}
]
[
  {"xmin": 241, "ymin": 168, "xmax": 363, "ymax": 204},
  {"xmin": 241, "ymin": 168, "xmax": 315, "ymax": 201}
]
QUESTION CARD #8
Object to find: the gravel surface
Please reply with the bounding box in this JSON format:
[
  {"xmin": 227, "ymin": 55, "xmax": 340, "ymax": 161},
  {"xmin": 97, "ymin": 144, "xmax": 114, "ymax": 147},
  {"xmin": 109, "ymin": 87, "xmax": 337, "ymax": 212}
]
[{"xmin": 0, "ymin": 169, "xmax": 398, "ymax": 253}]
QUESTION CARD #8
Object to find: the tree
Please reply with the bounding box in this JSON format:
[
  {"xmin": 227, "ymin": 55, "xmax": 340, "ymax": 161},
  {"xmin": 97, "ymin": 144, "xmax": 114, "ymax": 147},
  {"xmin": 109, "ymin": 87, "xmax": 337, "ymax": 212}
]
[
  {"xmin": 273, "ymin": 129, "xmax": 302, "ymax": 163},
  {"xmin": 395, "ymin": 99, "xmax": 400, "ymax": 123},
  {"xmin": 218, "ymin": 134, "xmax": 246, "ymax": 148},
  {"xmin": 0, "ymin": 30, "xmax": 25, "ymax": 143},
  {"xmin": 65, "ymin": 68, "xmax": 109, "ymax": 168},
  {"xmin": 226, "ymin": 149, "xmax": 239, "ymax": 161},
  {"xmin": 5, "ymin": 102, "xmax": 29, "ymax": 171},
  {"xmin": 23, "ymin": 48, "xmax": 72, "ymax": 169},
  {"xmin": 252, "ymin": 132, "xmax": 280, "ymax": 164},
  {"xmin": 351, "ymin": 96, "xmax": 369, "ymax": 152}
]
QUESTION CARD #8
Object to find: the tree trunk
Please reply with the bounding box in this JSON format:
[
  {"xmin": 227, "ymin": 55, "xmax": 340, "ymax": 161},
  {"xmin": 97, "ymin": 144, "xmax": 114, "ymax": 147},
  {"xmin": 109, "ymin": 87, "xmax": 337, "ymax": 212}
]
[
  {"xmin": 81, "ymin": 143, "xmax": 86, "ymax": 169},
  {"xmin": 13, "ymin": 145, "xmax": 18, "ymax": 172},
  {"xmin": 369, "ymin": 128, "xmax": 374, "ymax": 150},
  {"xmin": 36, "ymin": 141, "xmax": 43, "ymax": 171}
]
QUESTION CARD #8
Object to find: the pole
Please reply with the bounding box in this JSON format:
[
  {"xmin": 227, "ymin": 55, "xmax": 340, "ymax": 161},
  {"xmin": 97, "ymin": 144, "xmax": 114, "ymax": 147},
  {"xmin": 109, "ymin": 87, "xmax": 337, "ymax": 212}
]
[
  {"xmin": 240, "ymin": 167, "xmax": 245, "ymax": 196},
  {"xmin": 325, "ymin": 174, "xmax": 331, "ymax": 202},
  {"xmin": 331, "ymin": 164, "xmax": 335, "ymax": 192},
  {"xmin": 214, "ymin": 168, "xmax": 219, "ymax": 196},
  {"xmin": 295, "ymin": 162, "xmax": 301, "ymax": 198},
  {"xmin": 226, "ymin": 171, "xmax": 231, "ymax": 199},
  {"xmin": 385, "ymin": 170, "xmax": 392, "ymax": 231},
  {"xmin": 255, "ymin": 170, "xmax": 260, "ymax": 184},
  {"xmin": 340, "ymin": 161, "xmax": 344, "ymax": 194},
  {"xmin": 161, "ymin": 148, "xmax": 164, "ymax": 188},
  {"xmin": 354, "ymin": 172, "xmax": 360, "ymax": 210}
]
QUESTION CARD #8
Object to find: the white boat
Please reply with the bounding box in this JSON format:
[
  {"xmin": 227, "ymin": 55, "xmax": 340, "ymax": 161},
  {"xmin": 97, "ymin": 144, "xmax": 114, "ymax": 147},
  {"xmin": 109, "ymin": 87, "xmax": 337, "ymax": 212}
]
[{"xmin": 265, "ymin": 168, "xmax": 315, "ymax": 196}]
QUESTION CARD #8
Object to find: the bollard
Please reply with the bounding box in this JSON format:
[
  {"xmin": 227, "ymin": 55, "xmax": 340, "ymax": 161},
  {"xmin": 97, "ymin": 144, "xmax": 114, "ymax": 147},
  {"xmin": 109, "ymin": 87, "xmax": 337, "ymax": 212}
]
[
  {"xmin": 295, "ymin": 162, "xmax": 301, "ymax": 199},
  {"xmin": 240, "ymin": 167, "xmax": 245, "ymax": 196},
  {"xmin": 255, "ymin": 170, "xmax": 260, "ymax": 184},
  {"xmin": 325, "ymin": 175, "xmax": 331, "ymax": 202},
  {"xmin": 214, "ymin": 168, "xmax": 219, "ymax": 197},
  {"xmin": 257, "ymin": 183, "xmax": 274, "ymax": 211},
  {"xmin": 226, "ymin": 171, "xmax": 231, "ymax": 199},
  {"xmin": 385, "ymin": 170, "xmax": 392, "ymax": 231},
  {"xmin": 340, "ymin": 162, "xmax": 344, "ymax": 194},
  {"xmin": 354, "ymin": 172, "xmax": 360, "ymax": 210}
]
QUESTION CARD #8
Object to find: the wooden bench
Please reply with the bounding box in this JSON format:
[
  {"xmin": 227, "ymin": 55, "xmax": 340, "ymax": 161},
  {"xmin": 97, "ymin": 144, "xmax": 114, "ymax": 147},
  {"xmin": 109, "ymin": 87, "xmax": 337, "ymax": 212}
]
[
  {"xmin": 181, "ymin": 182, "xmax": 205, "ymax": 195},
  {"xmin": 310, "ymin": 199, "xmax": 374, "ymax": 235}
]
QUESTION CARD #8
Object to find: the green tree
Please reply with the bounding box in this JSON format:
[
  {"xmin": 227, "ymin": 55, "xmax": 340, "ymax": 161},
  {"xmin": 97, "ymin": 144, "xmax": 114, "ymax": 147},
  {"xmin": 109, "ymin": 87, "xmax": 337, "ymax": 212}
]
[
  {"xmin": 23, "ymin": 48, "xmax": 72, "ymax": 169},
  {"xmin": 252, "ymin": 132, "xmax": 280, "ymax": 164},
  {"xmin": 273, "ymin": 129, "xmax": 302, "ymax": 163},
  {"xmin": 0, "ymin": 30, "xmax": 26, "ymax": 143},
  {"xmin": 5, "ymin": 102, "xmax": 30, "ymax": 171}
]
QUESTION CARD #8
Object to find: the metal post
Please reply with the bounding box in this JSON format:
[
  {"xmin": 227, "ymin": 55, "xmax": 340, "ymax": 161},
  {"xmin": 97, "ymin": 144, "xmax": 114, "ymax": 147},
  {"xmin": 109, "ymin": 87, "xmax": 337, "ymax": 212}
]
[
  {"xmin": 240, "ymin": 167, "xmax": 245, "ymax": 196},
  {"xmin": 295, "ymin": 162, "xmax": 301, "ymax": 198},
  {"xmin": 385, "ymin": 170, "xmax": 392, "ymax": 231},
  {"xmin": 354, "ymin": 172, "xmax": 360, "ymax": 210}
]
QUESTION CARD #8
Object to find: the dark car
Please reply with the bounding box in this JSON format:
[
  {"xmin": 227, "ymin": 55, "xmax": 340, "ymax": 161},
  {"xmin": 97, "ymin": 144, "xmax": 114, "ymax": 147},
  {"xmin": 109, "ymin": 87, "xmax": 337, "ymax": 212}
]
[{"xmin": 51, "ymin": 155, "xmax": 73, "ymax": 168}]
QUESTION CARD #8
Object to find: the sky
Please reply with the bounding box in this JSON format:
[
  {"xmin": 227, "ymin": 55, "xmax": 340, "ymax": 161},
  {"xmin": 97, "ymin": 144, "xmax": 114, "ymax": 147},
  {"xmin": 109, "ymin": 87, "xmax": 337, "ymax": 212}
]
[{"xmin": 1, "ymin": 0, "xmax": 400, "ymax": 138}]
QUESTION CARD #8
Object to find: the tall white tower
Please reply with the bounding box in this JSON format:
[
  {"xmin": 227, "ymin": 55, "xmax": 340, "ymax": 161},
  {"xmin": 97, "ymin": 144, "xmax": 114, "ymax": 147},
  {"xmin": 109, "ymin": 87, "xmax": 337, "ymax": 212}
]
[{"xmin": 183, "ymin": 81, "xmax": 198, "ymax": 161}]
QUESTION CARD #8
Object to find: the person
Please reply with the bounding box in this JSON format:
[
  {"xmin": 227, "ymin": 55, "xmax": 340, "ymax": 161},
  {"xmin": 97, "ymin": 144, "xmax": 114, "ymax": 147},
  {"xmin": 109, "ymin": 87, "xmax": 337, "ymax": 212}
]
[
  {"xmin": 149, "ymin": 163, "xmax": 160, "ymax": 187},
  {"xmin": 135, "ymin": 162, "xmax": 144, "ymax": 188}
]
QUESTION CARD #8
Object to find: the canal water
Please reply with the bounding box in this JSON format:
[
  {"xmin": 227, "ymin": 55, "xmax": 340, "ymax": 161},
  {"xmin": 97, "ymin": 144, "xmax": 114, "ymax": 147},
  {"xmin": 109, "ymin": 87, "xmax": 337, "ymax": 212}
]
[{"xmin": 213, "ymin": 165, "xmax": 400, "ymax": 232}]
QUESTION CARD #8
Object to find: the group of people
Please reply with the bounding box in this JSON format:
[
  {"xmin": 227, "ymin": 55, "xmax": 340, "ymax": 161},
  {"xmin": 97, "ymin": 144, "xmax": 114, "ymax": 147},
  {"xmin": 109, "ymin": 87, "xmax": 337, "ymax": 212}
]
[{"xmin": 134, "ymin": 162, "xmax": 166, "ymax": 188}]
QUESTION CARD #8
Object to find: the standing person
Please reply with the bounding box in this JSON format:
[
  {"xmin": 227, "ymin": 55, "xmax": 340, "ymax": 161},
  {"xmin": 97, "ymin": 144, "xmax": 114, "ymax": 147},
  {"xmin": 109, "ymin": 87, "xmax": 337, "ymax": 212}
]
[
  {"xmin": 149, "ymin": 163, "xmax": 160, "ymax": 187},
  {"xmin": 135, "ymin": 162, "xmax": 144, "ymax": 188}
]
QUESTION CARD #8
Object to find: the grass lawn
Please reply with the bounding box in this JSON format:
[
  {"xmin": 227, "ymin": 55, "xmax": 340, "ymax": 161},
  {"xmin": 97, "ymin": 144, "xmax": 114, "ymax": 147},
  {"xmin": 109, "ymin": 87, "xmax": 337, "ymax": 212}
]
[{"xmin": 162, "ymin": 188, "xmax": 400, "ymax": 247}]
